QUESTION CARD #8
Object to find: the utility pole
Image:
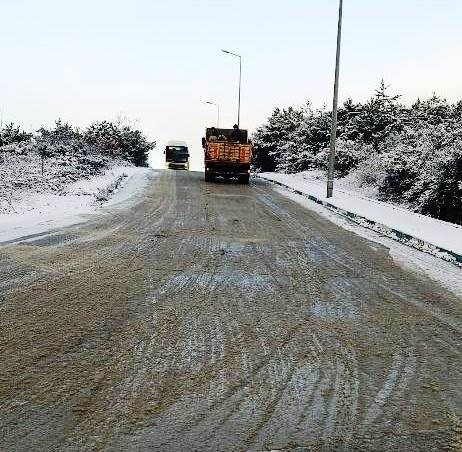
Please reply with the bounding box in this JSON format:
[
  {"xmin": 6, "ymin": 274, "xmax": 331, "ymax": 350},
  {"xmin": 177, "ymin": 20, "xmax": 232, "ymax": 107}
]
[
  {"xmin": 221, "ymin": 49, "xmax": 242, "ymax": 128},
  {"xmin": 327, "ymin": 0, "xmax": 344, "ymax": 198}
]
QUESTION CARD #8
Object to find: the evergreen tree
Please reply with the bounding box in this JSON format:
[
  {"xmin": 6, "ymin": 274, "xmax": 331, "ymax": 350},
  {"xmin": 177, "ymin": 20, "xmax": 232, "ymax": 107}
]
[
  {"xmin": 0, "ymin": 123, "xmax": 32, "ymax": 146},
  {"xmin": 252, "ymin": 106, "xmax": 304, "ymax": 172},
  {"xmin": 251, "ymin": 82, "xmax": 462, "ymax": 224}
]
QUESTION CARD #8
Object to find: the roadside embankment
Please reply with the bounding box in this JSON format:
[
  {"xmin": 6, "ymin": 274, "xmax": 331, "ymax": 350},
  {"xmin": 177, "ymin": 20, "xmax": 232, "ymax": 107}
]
[{"xmin": 0, "ymin": 167, "xmax": 155, "ymax": 244}]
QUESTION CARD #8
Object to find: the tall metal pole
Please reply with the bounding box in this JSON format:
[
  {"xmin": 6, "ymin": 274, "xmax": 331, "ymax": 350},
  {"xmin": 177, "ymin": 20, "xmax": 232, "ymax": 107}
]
[
  {"xmin": 238, "ymin": 56, "xmax": 241, "ymax": 128},
  {"xmin": 327, "ymin": 0, "xmax": 343, "ymax": 198}
]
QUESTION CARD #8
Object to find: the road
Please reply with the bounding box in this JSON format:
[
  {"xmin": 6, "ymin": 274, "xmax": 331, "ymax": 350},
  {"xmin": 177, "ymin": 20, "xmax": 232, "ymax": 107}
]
[{"xmin": 1, "ymin": 170, "xmax": 461, "ymax": 451}]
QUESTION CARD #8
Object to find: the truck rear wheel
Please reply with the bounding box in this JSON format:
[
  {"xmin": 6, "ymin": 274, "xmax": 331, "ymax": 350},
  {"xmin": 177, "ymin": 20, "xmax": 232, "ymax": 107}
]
[
  {"xmin": 205, "ymin": 171, "xmax": 214, "ymax": 182},
  {"xmin": 238, "ymin": 174, "xmax": 250, "ymax": 184}
]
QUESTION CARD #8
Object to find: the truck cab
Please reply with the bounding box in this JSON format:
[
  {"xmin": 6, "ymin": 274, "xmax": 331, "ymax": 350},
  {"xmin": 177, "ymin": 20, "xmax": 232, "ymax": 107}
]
[{"xmin": 165, "ymin": 140, "xmax": 189, "ymax": 170}]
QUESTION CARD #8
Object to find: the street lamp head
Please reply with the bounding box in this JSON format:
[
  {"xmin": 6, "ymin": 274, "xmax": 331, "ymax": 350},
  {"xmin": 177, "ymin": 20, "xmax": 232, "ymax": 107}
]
[{"xmin": 221, "ymin": 49, "xmax": 241, "ymax": 58}]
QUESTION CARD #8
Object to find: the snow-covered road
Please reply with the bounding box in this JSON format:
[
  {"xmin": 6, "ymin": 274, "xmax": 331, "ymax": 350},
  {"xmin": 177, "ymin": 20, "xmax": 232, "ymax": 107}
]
[
  {"xmin": 259, "ymin": 171, "xmax": 462, "ymax": 262},
  {"xmin": 1, "ymin": 171, "xmax": 461, "ymax": 451}
]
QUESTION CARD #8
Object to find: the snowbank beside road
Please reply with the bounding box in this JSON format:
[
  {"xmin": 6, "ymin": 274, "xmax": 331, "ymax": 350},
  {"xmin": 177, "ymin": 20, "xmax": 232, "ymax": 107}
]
[
  {"xmin": 259, "ymin": 172, "xmax": 462, "ymax": 264},
  {"xmin": 0, "ymin": 167, "xmax": 154, "ymax": 244}
]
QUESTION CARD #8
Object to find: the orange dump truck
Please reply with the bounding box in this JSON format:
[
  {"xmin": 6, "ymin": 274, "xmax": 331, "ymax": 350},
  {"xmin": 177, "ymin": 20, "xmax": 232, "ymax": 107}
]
[{"xmin": 202, "ymin": 127, "xmax": 252, "ymax": 184}]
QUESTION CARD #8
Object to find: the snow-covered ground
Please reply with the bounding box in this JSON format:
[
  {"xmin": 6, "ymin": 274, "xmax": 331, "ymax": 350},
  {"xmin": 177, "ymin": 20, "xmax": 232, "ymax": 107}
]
[
  {"xmin": 0, "ymin": 166, "xmax": 154, "ymax": 244},
  {"xmin": 259, "ymin": 171, "xmax": 462, "ymax": 260}
]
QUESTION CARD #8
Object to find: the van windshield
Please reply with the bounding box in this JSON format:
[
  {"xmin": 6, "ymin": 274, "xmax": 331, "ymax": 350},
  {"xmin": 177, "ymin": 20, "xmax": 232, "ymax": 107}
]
[{"xmin": 166, "ymin": 146, "xmax": 189, "ymax": 162}]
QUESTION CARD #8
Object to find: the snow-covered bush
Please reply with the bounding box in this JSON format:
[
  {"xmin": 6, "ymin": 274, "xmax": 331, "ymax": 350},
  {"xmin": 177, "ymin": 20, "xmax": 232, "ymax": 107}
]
[
  {"xmin": 353, "ymin": 154, "xmax": 387, "ymax": 187},
  {"xmin": 0, "ymin": 120, "xmax": 156, "ymax": 213},
  {"xmin": 0, "ymin": 123, "xmax": 32, "ymax": 146},
  {"xmin": 315, "ymin": 140, "xmax": 372, "ymax": 176},
  {"xmin": 405, "ymin": 142, "xmax": 462, "ymax": 223},
  {"xmin": 252, "ymin": 106, "xmax": 304, "ymax": 173},
  {"xmin": 84, "ymin": 121, "xmax": 154, "ymax": 167},
  {"xmin": 252, "ymin": 103, "xmax": 331, "ymax": 174},
  {"xmin": 252, "ymin": 82, "xmax": 462, "ymax": 224}
]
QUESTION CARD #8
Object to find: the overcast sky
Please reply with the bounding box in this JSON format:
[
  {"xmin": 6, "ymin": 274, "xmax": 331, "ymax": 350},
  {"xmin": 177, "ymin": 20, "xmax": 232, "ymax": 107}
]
[{"xmin": 2, "ymin": 0, "xmax": 462, "ymax": 169}]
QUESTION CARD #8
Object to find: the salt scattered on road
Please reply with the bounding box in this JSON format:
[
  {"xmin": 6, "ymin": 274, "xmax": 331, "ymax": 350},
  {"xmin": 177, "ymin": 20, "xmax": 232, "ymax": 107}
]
[
  {"xmin": 277, "ymin": 187, "xmax": 462, "ymax": 299},
  {"xmin": 259, "ymin": 172, "xmax": 462, "ymax": 258}
]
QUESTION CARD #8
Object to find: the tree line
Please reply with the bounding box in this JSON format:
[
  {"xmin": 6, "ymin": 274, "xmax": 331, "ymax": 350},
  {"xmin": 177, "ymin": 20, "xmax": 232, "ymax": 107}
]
[
  {"xmin": 252, "ymin": 81, "xmax": 462, "ymax": 225},
  {"xmin": 0, "ymin": 119, "xmax": 155, "ymax": 169}
]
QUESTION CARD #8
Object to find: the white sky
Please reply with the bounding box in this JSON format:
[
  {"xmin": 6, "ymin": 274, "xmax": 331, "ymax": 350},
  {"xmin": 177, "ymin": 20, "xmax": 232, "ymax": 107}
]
[{"xmin": 1, "ymin": 0, "xmax": 462, "ymax": 170}]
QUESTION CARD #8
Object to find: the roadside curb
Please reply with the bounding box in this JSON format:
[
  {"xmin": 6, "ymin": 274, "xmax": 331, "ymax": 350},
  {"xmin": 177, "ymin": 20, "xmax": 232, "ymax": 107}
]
[{"xmin": 257, "ymin": 174, "xmax": 462, "ymax": 267}]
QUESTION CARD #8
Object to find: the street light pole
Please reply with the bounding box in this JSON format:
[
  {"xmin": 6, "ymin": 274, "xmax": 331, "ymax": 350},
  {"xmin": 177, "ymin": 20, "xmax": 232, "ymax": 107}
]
[
  {"xmin": 221, "ymin": 49, "xmax": 242, "ymax": 128},
  {"xmin": 327, "ymin": 0, "xmax": 344, "ymax": 198},
  {"xmin": 238, "ymin": 56, "xmax": 241, "ymax": 127},
  {"xmin": 206, "ymin": 101, "xmax": 220, "ymax": 127}
]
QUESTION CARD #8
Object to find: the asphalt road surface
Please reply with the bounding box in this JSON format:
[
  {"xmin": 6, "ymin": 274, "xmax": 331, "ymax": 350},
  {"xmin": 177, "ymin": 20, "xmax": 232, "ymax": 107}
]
[{"xmin": 1, "ymin": 170, "xmax": 461, "ymax": 451}]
